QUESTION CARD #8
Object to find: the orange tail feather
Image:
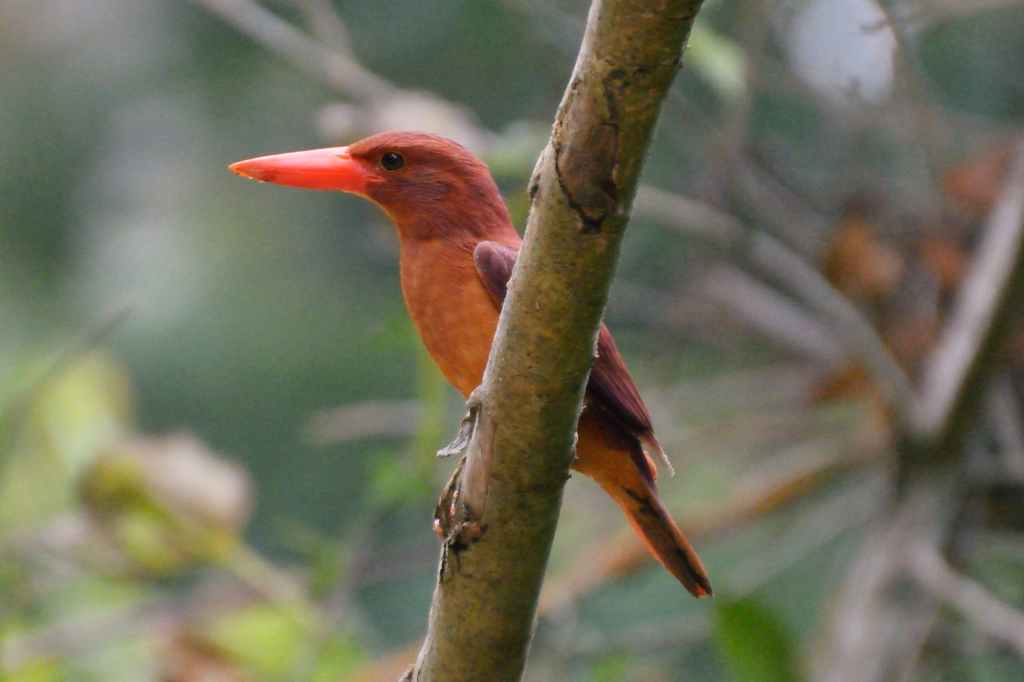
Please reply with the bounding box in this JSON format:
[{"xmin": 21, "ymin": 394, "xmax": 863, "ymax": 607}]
[
  {"xmin": 574, "ymin": 412, "xmax": 712, "ymax": 597},
  {"xmin": 614, "ymin": 481, "xmax": 712, "ymax": 597}
]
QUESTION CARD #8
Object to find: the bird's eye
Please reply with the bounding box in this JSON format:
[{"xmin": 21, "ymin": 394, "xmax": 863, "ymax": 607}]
[{"xmin": 380, "ymin": 152, "xmax": 405, "ymax": 171}]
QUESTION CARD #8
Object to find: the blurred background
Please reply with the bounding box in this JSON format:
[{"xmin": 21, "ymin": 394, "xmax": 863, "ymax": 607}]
[{"xmin": 3, "ymin": 0, "xmax": 1024, "ymax": 680}]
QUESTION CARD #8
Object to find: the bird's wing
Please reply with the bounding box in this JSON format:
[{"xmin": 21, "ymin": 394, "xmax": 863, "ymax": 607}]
[
  {"xmin": 472, "ymin": 240, "xmax": 518, "ymax": 306},
  {"xmin": 472, "ymin": 241, "xmax": 672, "ymax": 476}
]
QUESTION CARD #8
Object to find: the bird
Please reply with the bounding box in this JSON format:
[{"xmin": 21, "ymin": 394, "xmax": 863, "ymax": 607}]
[{"xmin": 230, "ymin": 131, "xmax": 711, "ymax": 597}]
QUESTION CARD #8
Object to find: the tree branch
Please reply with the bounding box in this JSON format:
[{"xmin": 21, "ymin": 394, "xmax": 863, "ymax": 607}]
[
  {"xmin": 907, "ymin": 538, "xmax": 1024, "ymax": 657},
  {"xmin": 748, "ymin": 233, "xmax": 917, "ymax": 423},
  {"xmin": 915, "ymin": 139, "xmax": 1024, "ymax": 446},
  {"xmin": 188, "ymin": 0, "xmax": 392, "ymax": 101},
  {"xmin": 812, "ymin": 478, "xmax": 955, "ymax": 682},
  {"xmin": 633, "ymin": 187, "xmax": 916, "ymax": 424},
  {"xmin": 407, "ymin": 1, "xmax": 705, "ymax": 680},
  {"xmin": 703, "ymin": 265, "xmax": 848, "ymax": 365}
]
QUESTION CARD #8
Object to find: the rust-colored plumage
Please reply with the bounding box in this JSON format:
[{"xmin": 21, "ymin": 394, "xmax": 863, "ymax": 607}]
[{"xmin": 231, "ymin": 131, "xmax": 711, "ymax": 597}]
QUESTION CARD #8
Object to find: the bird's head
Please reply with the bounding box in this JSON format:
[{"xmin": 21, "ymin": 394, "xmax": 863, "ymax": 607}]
[{"xmin": 231, "ymin": 131, "xmax": 513, "ymax": 242}]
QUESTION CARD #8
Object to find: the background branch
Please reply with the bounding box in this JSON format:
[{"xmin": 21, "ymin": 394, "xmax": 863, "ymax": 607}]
[
  {"xmin": 916, "ymin": 139, "xmax": 1024, "ymax": 446},
  {"xmin": 188, "ymin": 0, "xmax": 392, "ymax": 100},
  {"xmin": 907, "ymin": 538, "xmax": 1024, "ymax": 657},
  {"xmin": 634, "ymin": 187, "xmax": 916, "ymax": 422}
]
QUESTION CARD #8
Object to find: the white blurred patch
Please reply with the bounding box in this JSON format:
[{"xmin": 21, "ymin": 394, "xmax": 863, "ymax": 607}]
[
  {"xmin": 787, "ymin": 0, "xmax": 896, "ymax": 105},
  {"xmin": 76, "ymin": 98, "xmax": 212, "ymax": 330},
  {"xmin": 0, "ymin": 0, "xmax": 172, "ymax": 82},
  {"xmin": 317, "ymin": 90, "xmax": 495, "ymax": 154}
]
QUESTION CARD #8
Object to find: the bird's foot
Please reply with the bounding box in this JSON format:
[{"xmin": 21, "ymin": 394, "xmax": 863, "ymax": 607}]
[
  {"xmin": 433, "ymin": 455, "xmax": 465, "ymax": 539},
  {"xmin": 433, "ymin": 386, "xmax": 492, "ymax": 564},
  {"xmin": 436, "ymin": 387, "xmax": 485, "ymax": 457},
  {"xmin": 433, "ymin": 454, "xmax": 485, "ymax": 578}
]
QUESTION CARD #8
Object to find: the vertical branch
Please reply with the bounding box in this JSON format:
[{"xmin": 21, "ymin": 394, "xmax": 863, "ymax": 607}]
[{"xmin": 408, "ymin": 1, "xmax": 705, "ymax": 680}]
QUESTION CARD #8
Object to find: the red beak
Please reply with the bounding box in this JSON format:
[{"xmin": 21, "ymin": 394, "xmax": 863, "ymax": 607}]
[{"xmin": 229, "ymin": 146, "xmax": 375, "ymax": 195}]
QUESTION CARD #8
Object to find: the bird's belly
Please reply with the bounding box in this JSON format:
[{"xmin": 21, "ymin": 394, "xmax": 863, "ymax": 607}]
[
  {"xmin": 422, "ymin": 310, "xmax": 498, "ymax": 397},
  {"xmin": 402, "ymin": 266, "xmax": 499, "ymax": 398}
]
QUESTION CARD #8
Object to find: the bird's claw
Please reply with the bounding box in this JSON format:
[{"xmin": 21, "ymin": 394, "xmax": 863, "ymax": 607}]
[
  {"xmin": 433, "ymin": 455, "xmax": 465, "ymax": 538},
  {"xmin": 436, "ymin": 387, "xmax": 485, "ymax": 457},
  {"xmin": 433, "ymin": 386, "xmax": 491, "ymax": 562},
  {"xmin": 433, "ymin": 454, "xmax": 484, "ymax": 574}
]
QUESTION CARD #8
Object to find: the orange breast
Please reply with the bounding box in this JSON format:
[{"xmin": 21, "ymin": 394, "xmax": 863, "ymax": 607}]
[{"xmin": 399, "ymin": 240, "xmax": 500, "ymax": 397}]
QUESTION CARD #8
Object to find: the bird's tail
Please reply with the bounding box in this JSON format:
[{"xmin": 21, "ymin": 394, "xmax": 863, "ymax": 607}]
[
  {"xmin": 611, "ymin": 478, "xmax": 713, "ymax": 597},
  {"xmin": 574, "ymin": 415, "xmax": 712, "ymax": 597}
]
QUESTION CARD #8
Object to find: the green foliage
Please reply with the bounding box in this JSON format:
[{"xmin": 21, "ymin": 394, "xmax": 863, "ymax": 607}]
[
  {"xmin": 3, "ymin": 660, "xmax": 64, "ymax": 682},
  {"xmin": 203, "ymin": 604, "xmax": 310, "ymax": 680},
  {"xmin": 0, "ymin": 353, "xmax": 131, "ymax": 533},
  {"xmin": 590, "ymin": 652, "xmax": 636, "ymax": 682},
  {"xmin": 714, "ymin": 597, "xmax": 802, "ymax": 682},
  {"xmin": 686, "ymin": 22, "xmax": 747, "ymax": 104},
  {"xmin": 310, "ymin": 634, "xmax": 369, "ymax": 682}
]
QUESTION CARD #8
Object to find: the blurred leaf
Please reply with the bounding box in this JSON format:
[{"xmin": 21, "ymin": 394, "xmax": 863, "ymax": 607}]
[
  {"xmin": 0, "ymin": 353, "xmax": 132, "ymax": 533},
  {"xmin": 114, "ymin": 507, "xmax": 188, "ymax": 574},
  {"xmin": 0, "ymin": 435, "xmax": 71, "ymax": 534},
  {"xmin": 590, "ymin": 651, "xmax": 636, "ymax": 682},
  {"xmin": 311, "ymin": 634, "xmax": 368, "ymax": 682},
  {"xmin": 204, "ymin": 604, "xmax": 310, "ymax": 681},
  {"xmin": 32, "ymin": 353, "xmax": 133, "ymax": 477},
  {"xmin": 688, "ymin": 21, "xmax": 747, "ymax": 103},
  {"xmin": 368, "ymin": 452, "xmax": 427, "ymax": 505},
  {"xmin": 79, "ymin": 435, "xmax": 249, "ymax": 575},
  {"xmin": 714, "ymin": 596, "xmax": 802, "ymax": 682},
  {"xmin": 2, "ymin": 659, "xmax": 64, "ymax": 682},
  {"xmin": 2, "ymin": 579, "xmax": 152, "ymax": 680}
]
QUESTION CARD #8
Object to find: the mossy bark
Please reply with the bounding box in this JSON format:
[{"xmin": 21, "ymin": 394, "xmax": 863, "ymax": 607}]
[{"xmin": 408, "ymin": 1, "xmax": 706, "ymax": 680}]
